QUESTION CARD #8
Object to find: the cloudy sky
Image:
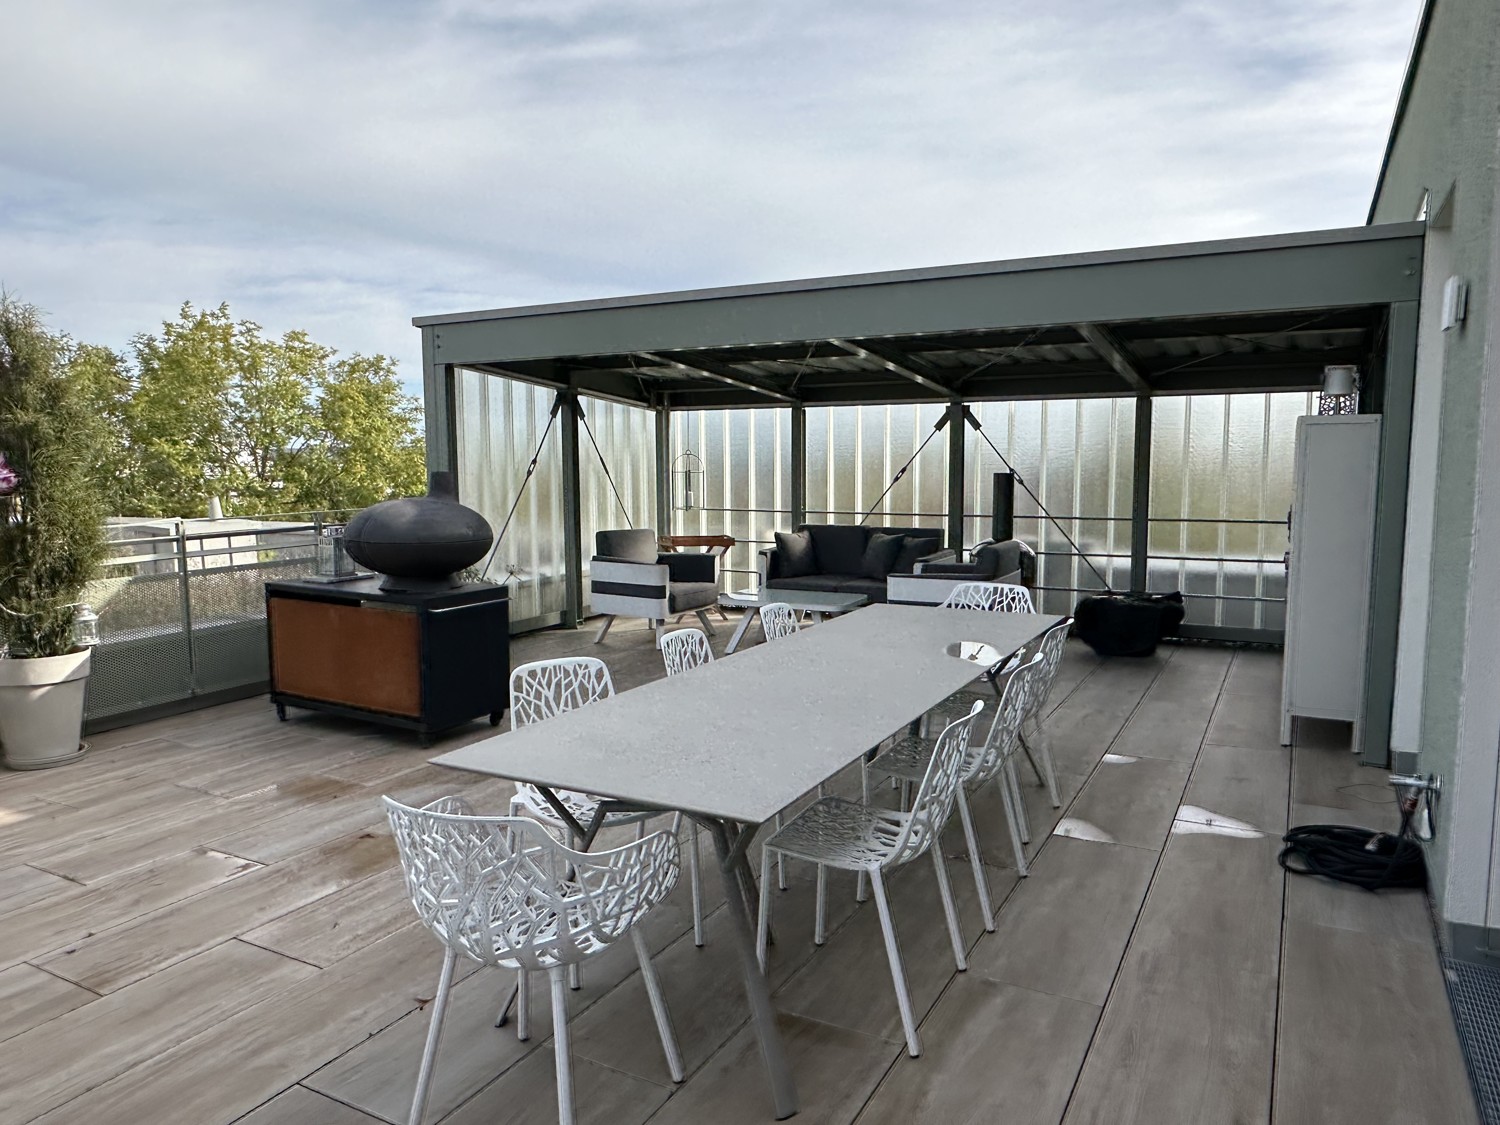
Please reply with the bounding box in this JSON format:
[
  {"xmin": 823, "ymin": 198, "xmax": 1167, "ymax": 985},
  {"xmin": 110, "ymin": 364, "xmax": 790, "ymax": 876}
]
[{"xmin": 1, "ymin": 0, "xmax": 1421, "ymax": 395}]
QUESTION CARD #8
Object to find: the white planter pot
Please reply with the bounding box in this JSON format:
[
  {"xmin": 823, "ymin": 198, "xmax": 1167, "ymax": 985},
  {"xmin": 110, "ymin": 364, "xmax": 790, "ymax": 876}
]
[{"xmin": 0, "ymin": 649, "xmax": 91, "ymax": 770}]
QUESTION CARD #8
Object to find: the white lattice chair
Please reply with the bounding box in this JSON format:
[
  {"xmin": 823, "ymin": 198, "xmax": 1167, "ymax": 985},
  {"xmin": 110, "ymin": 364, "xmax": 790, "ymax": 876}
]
[
  {"xmin": 939, "ymin": 580, "xmax": 1035, "ymax": 613},
  {"xmin": 657, "ymin": 628, "xmax": 715, "ymax": 946},
  {"xmin": 756, "ymin": 700, "xmax": 983, "ymax": 1057},
  {"xmin": 1014, "ymin": 615, "xmax": 1072, "ymax": 809},
  {"xmin": 759, "ymin": 601, "xmax": 800, "ymax": 642},
  {"xmin": 507, "ymin": 657, "xmax": 658, "ymax": 838},
  {"xmin": 872, "ymin": 653, "xmax": 1046, "ymax": 914},
  {"xmin": 659, "ymin": 627, "xmax": 715, "ymax": 676},
  {"xmin": 383, "ymin": 796, "xmax": 685, "ymax": 1125}
]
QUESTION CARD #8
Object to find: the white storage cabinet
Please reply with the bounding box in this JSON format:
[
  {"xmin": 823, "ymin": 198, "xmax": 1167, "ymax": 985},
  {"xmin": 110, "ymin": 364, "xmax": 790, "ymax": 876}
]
[{"xmin": 1280, "ymin": 414, "xmax": 1381, "ymax": 746}]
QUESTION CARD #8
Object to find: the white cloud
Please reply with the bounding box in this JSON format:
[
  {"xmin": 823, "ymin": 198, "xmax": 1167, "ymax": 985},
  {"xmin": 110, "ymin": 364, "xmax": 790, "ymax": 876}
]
[{"xmin": 0, "ymin": 0, "xmax": 1423, "ymax": 391}]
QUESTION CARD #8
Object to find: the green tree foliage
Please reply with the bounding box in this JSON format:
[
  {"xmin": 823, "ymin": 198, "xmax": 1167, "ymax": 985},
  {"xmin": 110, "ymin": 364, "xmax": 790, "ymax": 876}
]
[
  {"xmin": 120, "ymin": 303, "xmax": 425, "ymax": 517},
  {"xmin": 0, "ymin": 297, "xmax": 110, "ymax": 656}
]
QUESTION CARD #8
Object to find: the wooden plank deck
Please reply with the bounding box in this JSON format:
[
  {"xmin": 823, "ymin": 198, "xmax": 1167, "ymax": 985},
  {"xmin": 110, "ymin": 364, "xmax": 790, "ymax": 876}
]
[{"xmin": 0, "ymin": 613, "xmax": 1476, "ymax": 1124}]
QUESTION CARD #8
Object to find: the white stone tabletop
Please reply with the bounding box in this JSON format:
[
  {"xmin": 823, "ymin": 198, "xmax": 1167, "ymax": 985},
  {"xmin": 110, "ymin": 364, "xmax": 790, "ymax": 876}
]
[{"xmin": 431, "ymin": 603, "xmax": 1062, "ymax": 825}]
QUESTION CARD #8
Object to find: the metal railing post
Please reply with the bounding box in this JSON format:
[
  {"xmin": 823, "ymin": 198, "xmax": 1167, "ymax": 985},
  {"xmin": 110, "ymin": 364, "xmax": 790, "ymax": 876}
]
[{"xmin": 177, "ymin": 526, "xmax": 198, "ymax": 693}]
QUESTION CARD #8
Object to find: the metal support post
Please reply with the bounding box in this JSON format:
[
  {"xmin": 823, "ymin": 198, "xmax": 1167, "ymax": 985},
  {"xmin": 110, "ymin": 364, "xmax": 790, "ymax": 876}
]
[
  {"xmin": 560, "ymin": 389, "xmax": 585, "ymax": 628},
  {"xmin": 655, "ymin": 406, "xmax": 672, "ymax": 534},
  {"xmin": 421, "ymin": 330, "xmax": 458, "ymax": 478},
  {"xmin": 790, "ymin": 402, "xmax": 806, "ymax": 528},
  {"xmin": 946, "ymin": 399, "xmax": 966, "ymax": 553},
  {"xmin": 1130, "ymin": 395, "xmax": 1153, "ymax": 592},
  {"xmin": 1359, "ymin": 300, "xmax": 1419, "ymax": 766}
]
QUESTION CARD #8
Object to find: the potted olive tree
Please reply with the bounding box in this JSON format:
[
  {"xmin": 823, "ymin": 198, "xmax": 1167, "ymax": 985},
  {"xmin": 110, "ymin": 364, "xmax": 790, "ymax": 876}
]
[{"xmin": 0, "ymin": 298, "xmax": 109, "ymax": 769}]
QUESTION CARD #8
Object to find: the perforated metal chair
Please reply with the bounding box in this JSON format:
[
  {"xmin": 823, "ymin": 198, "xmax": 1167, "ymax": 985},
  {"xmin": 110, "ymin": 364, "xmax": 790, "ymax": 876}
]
[
  {"xmin": 939, "ymin": 580, "xmax": 1035, "ymax": 613},
  {"xmin": 506, "ymin": 657, "xmax": 657, "ymax": 838},
  {"xmin": 759, "ymin": 601, "xmax": 800, "ymax": 642},
  {"xmin": 1015, "ymin": 615, "xmax": 1073, "ymax": 809},
  {"xmin": 384, "ymin": 796, "xmax": 685, "ymax": 1125},
  {"xmin": 657, "ymin": 628, "xmax": 714, "ymax": 945},
  {"xmin": 872, "ymin": 654, "xmax": 1046, "ymax": 910},
  {"xmin": 659, "ymin": 626, "xmax": 715, "ymax": 676},
  {"xmin": 756, "ymin": 700, "xmax": 984, "ymax": 1058}
]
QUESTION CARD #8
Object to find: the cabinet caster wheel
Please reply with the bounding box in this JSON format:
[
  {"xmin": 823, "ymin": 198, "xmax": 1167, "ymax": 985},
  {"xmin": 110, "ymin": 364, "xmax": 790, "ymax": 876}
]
[{"xmin": 489, "ymin": 711, "xmax": 503, "ymax": 727}]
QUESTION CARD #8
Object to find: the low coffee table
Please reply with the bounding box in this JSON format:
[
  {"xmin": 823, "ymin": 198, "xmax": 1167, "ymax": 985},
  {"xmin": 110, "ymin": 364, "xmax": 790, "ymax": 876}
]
[{"xmin": 718, "ymin": 588, "xmax": 869, "ymax": 653}]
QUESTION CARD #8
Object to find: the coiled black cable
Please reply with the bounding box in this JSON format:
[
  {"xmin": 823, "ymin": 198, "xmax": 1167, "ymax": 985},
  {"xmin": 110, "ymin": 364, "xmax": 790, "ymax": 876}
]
[{"xmin": 1278, "ymin": 818, "xmax": 1427, "ymax": 891}]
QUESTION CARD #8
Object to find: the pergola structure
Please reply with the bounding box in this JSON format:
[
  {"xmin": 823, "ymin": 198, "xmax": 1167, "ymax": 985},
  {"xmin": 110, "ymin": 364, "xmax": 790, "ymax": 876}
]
[{"xmin": 415, "ymin": 222, "xmax": 1423, "ymax": 764}]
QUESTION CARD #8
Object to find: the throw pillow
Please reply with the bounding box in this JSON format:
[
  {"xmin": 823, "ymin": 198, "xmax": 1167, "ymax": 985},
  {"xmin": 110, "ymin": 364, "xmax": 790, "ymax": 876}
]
[
  {"xmin": 774, "ymin": 530, "xmax": 818, "ymax": 578},
  {"xmin": 859, "ymin": 531, "xmax": 905, "ymax": 580},
  {"xmin": 893, "ymin": 535, "xmax": 937, "ymax": 574}
]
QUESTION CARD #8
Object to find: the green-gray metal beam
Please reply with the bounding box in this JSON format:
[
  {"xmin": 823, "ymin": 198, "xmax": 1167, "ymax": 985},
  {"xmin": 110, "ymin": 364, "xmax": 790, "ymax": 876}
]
[
  {"xmin": 416, "ymin": 225, "xmax": 1423, "ymax": 367},
  {"xmin": 830, "ymin": 338, "xmax": 954, "ymax": 399},
  {"xmin": 421, "ymin": 330, "xmax": 457, "ymax": 478},
  {"xmin": 559, "ymin": 390, "xmax": 584, "ymax": 628},
  {"xmin": 655, "ymin": 406, "xmax": 672, "ymax": 535},
  {"xmin": 790, "ymin": 402, "xmax": 806, "ymax": 528},
  {"xmin": 1130, "ymin": 395, "xmax": 1153, "ymax": 591},
  {"xmin": 946, "ymin": 400, "xmax": 966, "ymax": 551},
  {"xmin": 638, "ymin": 351, "xmax": 796, "ymax": 403},
  {"xmin": 1359, "ymin": 300, "xmax": 1420, "ymax": 766},
  {"xmin": 1076, "ymin": 322, "xmax": 1152, "ymax": 394}
]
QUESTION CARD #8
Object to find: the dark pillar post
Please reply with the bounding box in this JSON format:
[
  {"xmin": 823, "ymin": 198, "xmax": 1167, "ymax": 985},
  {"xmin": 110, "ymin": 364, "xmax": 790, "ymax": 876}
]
[
  {"xmin": 946, "ymin": 399, "xmax": 966, "ymax": 552},
  {"xmin": 560, "ymin": 388, "xmax": 584, "ymax": 628},
  {"xmin": 790, "ymin": 403, "xmax": 806, "ymax": 528},
  {"xmin": 1130, "ymin": 395, "xmax": 1153, "ymax": 592}
]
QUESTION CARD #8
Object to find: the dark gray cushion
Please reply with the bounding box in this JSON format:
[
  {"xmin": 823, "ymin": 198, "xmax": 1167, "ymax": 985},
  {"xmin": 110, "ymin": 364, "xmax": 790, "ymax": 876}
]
[
  {"xmin": 893, "ymin": 535, "xmax": 937, "ymax": 574},
  {"xmin": 766, "ymin": 574, "xmax": 853, "ymax": 593},
  {"xmin": 595, "ymin": 528, "xmax": 657, "ymax": 564},
  {"xmin": 804, "ymin": 525, "xmax": 868, "ymax": 576},
  {"xmin": 668, "ymin": 582, "xmax": 718, "ymax": 612},
  {"xmin": 836, "ymin": 577, "xmax": 887, "ymax": 603},
  {"xmin": 663, "ymin": 552, "xmax": 716, "ymax": 582},
  {"xmin": 968, "ymin": 541, "xmax": 1003, "ymax": 579},
  {"xmin": 860, "ymin": 531, "xmax": 904, "ymax": 580},
  {"xmin": 774, "ymin": 529, "xmax": 818, "ymax": 578}
]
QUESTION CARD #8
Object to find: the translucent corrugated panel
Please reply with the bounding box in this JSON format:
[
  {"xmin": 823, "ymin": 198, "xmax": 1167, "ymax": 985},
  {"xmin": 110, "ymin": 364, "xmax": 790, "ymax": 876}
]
[
  {"xmin": 963, "ymin": 399, "xmax": 1135, "ymax": 616},
  {"xmin": 454, "ymin": 370, "xmax": 567, "ymax": 625},
  {"xmin": 806, "ymin": 404, "xmax": 949, "ymax": 530},
  {"xmin": 1149, "ymin": 392, "xmax": 1313, "ymax": 630},
  {"xmin": 670, "ymin": 408, "xmax": 791, "ymax": 591},
  {"xmin": 578, "ymin": 396, "xmax": 658, "ymax": 563}
]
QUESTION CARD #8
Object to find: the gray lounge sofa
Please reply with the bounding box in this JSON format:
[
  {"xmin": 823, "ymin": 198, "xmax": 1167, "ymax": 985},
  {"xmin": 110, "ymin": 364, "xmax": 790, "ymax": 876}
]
[{"xmin": 758, "ymin": 524, "xmax": 951, "ymax": 604}]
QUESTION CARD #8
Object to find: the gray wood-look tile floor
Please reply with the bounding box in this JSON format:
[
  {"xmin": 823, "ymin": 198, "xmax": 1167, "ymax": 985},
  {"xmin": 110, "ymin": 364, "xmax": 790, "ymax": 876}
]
[{"xmin": 0, "ymin": 615, "xmax": 1477, "ymax": 1125}]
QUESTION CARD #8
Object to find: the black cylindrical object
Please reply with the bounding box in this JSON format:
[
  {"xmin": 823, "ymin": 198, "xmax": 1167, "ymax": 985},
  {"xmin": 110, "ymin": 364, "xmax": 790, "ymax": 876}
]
[
  {"xmin": 991, "ymin": 472, "xmax": 1015, "ymax": 541},
  {"xmin": 343, "ymin": 471, "xmax": 494, "ymax": 592}
]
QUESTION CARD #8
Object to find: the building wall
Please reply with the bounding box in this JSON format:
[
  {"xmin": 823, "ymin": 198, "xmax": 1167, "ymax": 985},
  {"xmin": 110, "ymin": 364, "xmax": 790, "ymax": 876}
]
[{"xmin": 1371, "ymin": 0, "xmax": 1500, "ymax": 935}]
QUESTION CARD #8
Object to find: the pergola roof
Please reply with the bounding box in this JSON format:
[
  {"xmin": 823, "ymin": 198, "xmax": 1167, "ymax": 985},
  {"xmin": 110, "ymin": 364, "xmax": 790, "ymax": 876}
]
[{"xmin": 415, "ymin": 223, "xmax": 1423, "ymax": 409}]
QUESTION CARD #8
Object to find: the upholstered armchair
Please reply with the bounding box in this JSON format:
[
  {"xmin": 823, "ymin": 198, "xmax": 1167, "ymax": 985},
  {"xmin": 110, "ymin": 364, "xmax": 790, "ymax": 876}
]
[
  {"xmin": 589, "ymin": 529, "xmax": 720, "ymax": 645},
  {"xmin": 886, "ymin": 538, "xmax": 1037, "ymax": 606}
]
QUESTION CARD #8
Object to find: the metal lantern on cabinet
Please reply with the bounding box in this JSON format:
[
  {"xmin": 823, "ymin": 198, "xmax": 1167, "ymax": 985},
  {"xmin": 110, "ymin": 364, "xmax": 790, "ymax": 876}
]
[
  {"xmin": 314, "ymin": 523, "xmax": 358, "ymax": 581},
  {"xmin": 71, "ymin": 603, "xmax": 100, "ymax": 648},
  {"xmin": 1318, "ymin": 365, "xmax": 1359, "ymax": 416},
  {"xmin": 673, "ymin": 451, "xmax": 705, "ymax": 511}
]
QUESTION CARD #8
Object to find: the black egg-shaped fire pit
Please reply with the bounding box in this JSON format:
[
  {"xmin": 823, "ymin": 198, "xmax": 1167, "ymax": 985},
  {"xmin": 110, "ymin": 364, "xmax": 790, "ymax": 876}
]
[{"xmin": 343, "ymin": 471, "xmax": 493, "ymax": 592}]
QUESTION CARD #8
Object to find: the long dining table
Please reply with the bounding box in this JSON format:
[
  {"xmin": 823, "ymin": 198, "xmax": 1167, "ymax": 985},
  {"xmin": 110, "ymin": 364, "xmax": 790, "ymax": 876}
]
[{"xmin": 430, "ymin": 602, "xmax": 1062, "ymax": 1119}]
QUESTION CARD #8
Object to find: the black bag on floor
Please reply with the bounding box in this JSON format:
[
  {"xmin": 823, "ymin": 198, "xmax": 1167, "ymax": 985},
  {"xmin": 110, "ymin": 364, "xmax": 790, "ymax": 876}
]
[{"xmin": 1072, "ymin": 592, "xmax": 1185, "ymax": 657}]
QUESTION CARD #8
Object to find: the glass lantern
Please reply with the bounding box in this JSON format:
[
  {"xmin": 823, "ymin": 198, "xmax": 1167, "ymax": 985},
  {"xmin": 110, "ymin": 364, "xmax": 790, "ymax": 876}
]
[
  {"xmin": 72, "ymin": 603, "xmax": 100, "ymax": 648},
  {"xmin": 673, "ymin": 450, "xmax": 705, "ymax": 511},
  {"xmin": 314, "ymin": 524, "xmax": 358, "ymax": 580}
]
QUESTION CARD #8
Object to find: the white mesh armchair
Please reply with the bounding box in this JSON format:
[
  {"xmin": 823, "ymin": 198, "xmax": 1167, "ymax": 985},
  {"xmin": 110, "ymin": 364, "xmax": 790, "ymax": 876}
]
[
  {"xmin": 872, "ymin": 654, "xmax": 1046, "ymax": 909},
  {"xmin": 940, "ymin": 580, "xmax": 1035, "ymax": 613},
  {"xmin": 657, "ymin": 627, "xmax": 714, "ymax": 945},
  {"xmin": 758, "ymin": 601, "xmax": 800, "ymax": 642},
  {"xmin": 590, "ymin": 529, "xmax": 719, "ymax": 645},
  {"xmin": 383, "ymin": 795, "xmax": 685, "ymax": 1125},
  {"xmin": 756, "ymin": 700, "xmax": 984, "ymax": 1057}
]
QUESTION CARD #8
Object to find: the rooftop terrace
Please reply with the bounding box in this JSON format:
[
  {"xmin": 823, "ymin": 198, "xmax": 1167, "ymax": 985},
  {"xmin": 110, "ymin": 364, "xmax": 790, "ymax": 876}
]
[{"xmin": 0, "ymin": 618, "xmax": 1473, "ymax": 1124}]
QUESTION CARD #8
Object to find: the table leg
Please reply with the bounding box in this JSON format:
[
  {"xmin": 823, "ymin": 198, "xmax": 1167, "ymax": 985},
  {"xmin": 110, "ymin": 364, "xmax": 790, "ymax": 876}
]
[
  {"xmin": 725, "ymin": 607, "xmax": 757, "ymax": 654},
  {"xmin": 809, "ymin": 611, "xmax": 825, "ymax": 624},
  {"xmin": 703, "ymin": 817, "xmax": 798, "ymax": 1119}
]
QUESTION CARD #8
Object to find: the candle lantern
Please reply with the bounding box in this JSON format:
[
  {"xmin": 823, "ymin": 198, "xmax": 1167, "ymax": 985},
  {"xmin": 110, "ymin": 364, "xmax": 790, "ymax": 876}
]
[
  {"xmin": 673, "ymin": 451, "xmax": 705, "ymax": 511},
  {"xmin": 72, "ymin": 603, "xmax": 100, "ymax": 649}
]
